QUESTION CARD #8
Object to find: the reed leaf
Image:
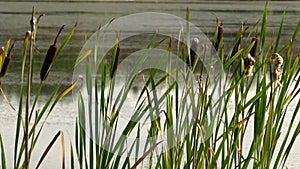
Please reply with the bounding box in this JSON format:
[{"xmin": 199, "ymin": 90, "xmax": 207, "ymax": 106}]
[
  {"xmin": 70, "ymin": 144, "xmax": 75, "ymax": 169},
  {"xmin": 260, "ymin": 2, "xmax": 268, "ymax": 53},
  {"xmin": 3, "ymin": 39, "xmax": 10, "ymax": 66},
  {"xmin": 110, "ymin": 37, "xmax": 120, "ymax": 78},
  {"xmin": 55, "ymin": 22, "xmax": 77, "ymax": 61},
  {"xmin": 274, "ymin": 11, "xmax": 285, "ymax": 53},
  {"xmin": 14, "ymin": 31, "xmax": 29, "ymax": 168},
  {"xmin": 291, "ymin": 19, "xmax": 300, "ymax": 45},
  {"xmin": 0, "ymin": 134, "xmax": 6, "ymax": 169},
  {"xmin": 54, "ymin": 79, "xmax": 78, "ymax": 105},
  {"xmin": 35, "ymin": 131, "xmax": 65, "ymax": 169},
  {"xmin": 130, "ymin": 141, "xmax": 163, "ymax": 169},
  {"xmin": 224, "ymin": 48, "xmax": 244, "ymax": 69}
]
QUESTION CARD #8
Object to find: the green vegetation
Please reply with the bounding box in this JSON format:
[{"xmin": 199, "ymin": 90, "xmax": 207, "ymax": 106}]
[
  {"xmin": 0, "ymin": 7, "xmax": 91, "ymax": 169},
  {"xmin": 1, "ymin": 2, "xmax": 300, "ymax": 169}
]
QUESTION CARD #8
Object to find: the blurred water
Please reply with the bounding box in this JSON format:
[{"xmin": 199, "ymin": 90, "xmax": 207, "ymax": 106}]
[
  {"xmin": 0, "ymin": 1, "xmax": 299, "ymax": 85},
  {"xmin": 0, "ymin": 1, "xmax": 300, "ymax": 168}
]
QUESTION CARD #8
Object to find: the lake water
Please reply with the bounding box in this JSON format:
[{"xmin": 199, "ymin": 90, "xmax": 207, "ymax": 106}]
[{"xmin": 0, "ymin": 0, "xmax": 300, "ymax": 168}]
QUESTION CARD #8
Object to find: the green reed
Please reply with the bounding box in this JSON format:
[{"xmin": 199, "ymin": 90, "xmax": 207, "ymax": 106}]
[
  {"xmin": 0, "ymin": 7, "xmax": 91, "ymax": 169},
  {"xmin": 0, "ymin": 2, "xmax": 299, "ymax": 169},
  {"xmin": 71, "ymin": 3, "xmax": 300, "ymax": 169}
]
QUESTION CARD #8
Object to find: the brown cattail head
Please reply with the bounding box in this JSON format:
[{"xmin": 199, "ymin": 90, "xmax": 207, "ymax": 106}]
[
  {"xmin": 0, "ymin": 42, "xmax": 15, "ymax": 78},
  {"xmin": 244, "ymin": 53, "xmax": 255, "ymax": 77},
  {"xmin": 111, "ymin": 38, "xmax": 121, "ymax": 78},
  {"xmin": 40, "ymin": 44, "xmax": 57, "ymax": 80},
  {"xmin": 250, "ymin": 35, "xmax": 259, "ymax": 58},
  {"xmin": 187, "ymin": 38, "xmax": 199, "ymax": 68},
  {"xmin": 0, "ymin": 56, "xmax": 11, "ymax": 78},
  {"xmin": 272, "ymin": 53, "xmax": 284, "ymax": 86},
  {"xmin": 180, "ymin": 25, "xmax": 185, "ymax": 61},
  {"xmin": 40, "ymin": 25, "xmax": 65, "ymax": 81},
  {"xmin": 232, "ymin": 38, "xmax": 241, "ymax": 58},
  {"xmin": 273, "ymin": 53, "xmax": 284, "ymax": 70},
  {"xmin": 215, "ymin": 23, "xmax": 224, "ymax": 51},
  {"xmin": 168, "ymin": 37, "xmax": 172, "ymax": 52}
]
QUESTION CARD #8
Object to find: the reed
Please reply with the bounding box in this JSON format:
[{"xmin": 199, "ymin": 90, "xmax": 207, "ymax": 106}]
[
  {"xmin": 0, "ymin": 3, "xmax": 299, "ymax": 169},
  {"xmin": 0, "ymin": 7, "xmax": 91, "ymax": 169},
  {"xmin": 110, "ymin": 36, "xmax": 121, "ymax": 78},
  {"xmin": 214, "ymin": 18, "xmax": 224, "ymax": 52},
  {"xmin": 71, "ymin": 3, "xmax": 300, "ymax": 169}
]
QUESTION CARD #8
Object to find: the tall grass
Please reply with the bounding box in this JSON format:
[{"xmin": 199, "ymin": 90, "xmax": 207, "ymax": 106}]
[{"xmin": 72, "ymin": 3, "xmax": 300, "ymax": 169}]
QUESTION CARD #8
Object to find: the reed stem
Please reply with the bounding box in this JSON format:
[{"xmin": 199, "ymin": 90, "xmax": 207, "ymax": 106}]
[{"xmin": 25, "ymin": 7, "xmax": 36, "ymax": 169}]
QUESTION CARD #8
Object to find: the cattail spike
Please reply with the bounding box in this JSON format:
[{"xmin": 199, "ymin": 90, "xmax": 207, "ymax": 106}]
[
  {"xmin": 232, "ymin": 38, "xmax": 241, "ymax": 58},
  {"xmin": 187, "ymin": 38, "xmax": 199, "ymax": 68},
  {"xmin": 168, "ymin": 37, "xmax": 172, "ymax": 52},
  {"xmin": 40, "ymin": 25, "xmax": 65, "ymax": 81},
  {"xmin": 215, "ymin": 22, "xmax": 224, "ymax": 51},
  {"xmin": 180, "ymin": 25, "xmax": 186, "ymax": 63},
  {"xmin": 40, "ymin": 44, "xmax": 57, "ymax": 80},
  {"xmin": 245, "ymin": 53, "xmax": 255, "ymax": 77},
  {"xmin": 0, "ymin": 42, "xmax": 15, "ymax": 78},
  {"xmin": 250, "ymin": 34, "xmax": 259, "ymax": 58},
  {"xmin": 272, "ymin": 53, "xmax": 284, "ymax": 87},
  {"xmin": 0, "ymin": 55, "xmax": 11, "ymax": 78}
]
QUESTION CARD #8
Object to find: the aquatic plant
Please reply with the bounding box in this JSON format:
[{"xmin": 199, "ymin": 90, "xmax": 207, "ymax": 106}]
[
  {"xmin": 71, "ymin": 2, "xmax": 300, "ymax": 169},
  {"xmin": 40, "ymin": 24, "xmax": 66, "ymax": 81},
  {"xmin": 0, "ymin": 7, "xmax": 91, "ymax": 169},
  {"xmin": 0, "ymin": 2, "xmax": 299, "ymax": 169}
]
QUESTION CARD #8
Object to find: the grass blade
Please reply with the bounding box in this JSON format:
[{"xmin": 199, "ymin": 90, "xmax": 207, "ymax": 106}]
[
  {"xmin": 0, "ymin": 134, "xmax": 6, "ymax": 169},
  {"xmin": 35, "ymin": 131, "xmax": 65, "ymax": 169},
  {"xmin": 130, "ymin": 141, "xmax": 162, "ymax": 169},
  {"xmin": 274, "ymin": 11, "xmax": 285, "ymax": 52}
]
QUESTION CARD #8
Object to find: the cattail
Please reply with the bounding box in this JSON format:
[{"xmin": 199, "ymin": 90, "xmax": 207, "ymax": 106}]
[
  {"xmin": 215, "ymin": 23, "xmax": 224, "ymax": 51},
  {"xmin": 250, "ymin": 35, "xmax": 259, "ymax": 58},
  {"xmin": 180, "ymin": 25, "xmax": 185, "ymax": 61},
  {"xmin": 168, "ymin": 37, "xmax": 172, "ymax": 52},
  {"xmin": 272, "ymin": 53, "xmax": 284, "ymax": 87},
  {"xmin": 187, "ymin": 38, "xmax": 199, "ymax": 68},
  {"xmin": 40, "ymin": 25, "xmax": 65, "ymax": 81},
  {"xmin": 0, "ymin": 42, "xmax": 15, "ymax": 77},
  {"xmin": 111, "ymin": 38, "xmax": 121, "ymax": 78},
  {"xmin": 232, "ymin": 37, "xmax": 241, "ymax": 58},
  {"xmin": 0, "ymin": 47, "xmax": 5, "ymax": 77},
  {"xmin": 244, "ymin": 53, "xmax": 255, "ymax": 77}
]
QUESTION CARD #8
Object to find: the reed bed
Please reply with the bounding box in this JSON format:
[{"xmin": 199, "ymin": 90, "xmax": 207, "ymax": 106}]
[
  {"xmin": 71, "ymin": 3, "xmax": 300, "ymax": 169},
  {"xmin": 0, "ymin": 2, "xmax": 300, "ymax": 169}
]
